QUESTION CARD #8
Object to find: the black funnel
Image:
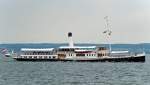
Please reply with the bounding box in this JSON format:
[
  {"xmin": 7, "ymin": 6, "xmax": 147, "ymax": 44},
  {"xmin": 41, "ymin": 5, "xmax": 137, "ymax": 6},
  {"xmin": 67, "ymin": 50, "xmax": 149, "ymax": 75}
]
[{"xmin": 68, "ymin": 32, "xmax": 72, "ymax": 37}]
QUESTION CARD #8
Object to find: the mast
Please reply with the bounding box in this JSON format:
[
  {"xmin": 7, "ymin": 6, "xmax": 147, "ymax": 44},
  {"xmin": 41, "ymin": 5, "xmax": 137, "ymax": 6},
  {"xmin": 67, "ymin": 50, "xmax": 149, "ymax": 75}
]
[{"xmin": 103, "ymin": 16, "xmax": 112, "ymax": 52}]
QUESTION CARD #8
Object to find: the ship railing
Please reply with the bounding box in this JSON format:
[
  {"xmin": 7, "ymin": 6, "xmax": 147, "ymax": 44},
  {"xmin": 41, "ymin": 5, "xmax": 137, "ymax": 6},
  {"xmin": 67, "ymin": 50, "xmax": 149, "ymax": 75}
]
[{"xmin": 110, "ymin": 51, "xmax": 145, "ymax": 58}]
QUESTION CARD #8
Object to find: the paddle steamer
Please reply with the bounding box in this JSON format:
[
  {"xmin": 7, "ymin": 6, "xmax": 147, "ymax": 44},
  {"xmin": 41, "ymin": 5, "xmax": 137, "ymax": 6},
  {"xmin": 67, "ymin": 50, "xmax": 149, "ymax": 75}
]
[{"xmin": 13, "ymin": 32, "xmax": 145, "ymax": 62}]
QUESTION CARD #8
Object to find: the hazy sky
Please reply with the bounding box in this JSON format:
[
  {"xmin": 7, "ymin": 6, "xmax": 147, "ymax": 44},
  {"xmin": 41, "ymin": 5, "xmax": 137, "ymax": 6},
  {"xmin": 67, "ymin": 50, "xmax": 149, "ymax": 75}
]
[{"xmin": 0, "ymin": 0, "xmax": 150, "ymax": 44}]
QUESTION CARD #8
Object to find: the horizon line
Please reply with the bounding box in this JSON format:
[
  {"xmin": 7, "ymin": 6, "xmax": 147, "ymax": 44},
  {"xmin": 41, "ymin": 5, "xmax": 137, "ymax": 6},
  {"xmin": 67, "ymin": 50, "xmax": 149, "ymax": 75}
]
[{"xmin": 0, "ymin": 42, "xmax": 149, "ymax": 44}]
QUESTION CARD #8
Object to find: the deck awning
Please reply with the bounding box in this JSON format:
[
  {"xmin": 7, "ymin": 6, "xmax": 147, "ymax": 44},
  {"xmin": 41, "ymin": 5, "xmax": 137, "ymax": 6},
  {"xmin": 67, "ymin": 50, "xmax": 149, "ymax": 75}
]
[
  {"xmin": 21, "ymin": 48, "xmax": 54, "ymax": 51},
  {"xmin": 59, "ymin": 46, "xmax": 96, "ymax": 49},
  {"xmin": 111, "ymin": 51, "xmax": 129, "ymax": 54}
]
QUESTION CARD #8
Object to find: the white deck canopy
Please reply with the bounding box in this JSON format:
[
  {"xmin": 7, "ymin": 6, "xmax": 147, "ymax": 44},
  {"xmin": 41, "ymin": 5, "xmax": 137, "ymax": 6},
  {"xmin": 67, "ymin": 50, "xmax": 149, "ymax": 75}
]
[
  {"xmin": 21, "ymin": 48, "xmax": 54, "ymax": 51},
  {"xmin": 111, "ymin": 51, "xmax": 129, "ymax": 54},
  {"xmin": 59, "ymin": 46, "xmax": 96, "ymax": 49}
]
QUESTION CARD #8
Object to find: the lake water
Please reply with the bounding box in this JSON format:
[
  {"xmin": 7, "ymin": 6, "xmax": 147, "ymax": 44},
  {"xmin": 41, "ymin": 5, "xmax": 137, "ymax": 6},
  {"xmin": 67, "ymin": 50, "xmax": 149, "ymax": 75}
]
[{"xmin": 0, "ymin": 44, "xmax": 150, "ymax": 85}]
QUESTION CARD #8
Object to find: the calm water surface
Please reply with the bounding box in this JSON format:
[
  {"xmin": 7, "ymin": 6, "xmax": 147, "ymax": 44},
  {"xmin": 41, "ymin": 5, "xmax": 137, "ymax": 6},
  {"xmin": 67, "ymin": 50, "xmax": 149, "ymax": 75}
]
[{"xmin": 0, "ymin": 55, "xmax": 150, "ymax": 85}]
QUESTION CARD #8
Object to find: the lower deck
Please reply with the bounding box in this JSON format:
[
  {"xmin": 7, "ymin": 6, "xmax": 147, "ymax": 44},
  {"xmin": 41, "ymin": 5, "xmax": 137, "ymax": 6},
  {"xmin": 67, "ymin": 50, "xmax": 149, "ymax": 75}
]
[
  {"xmin": 13, "ymin": 55, "xmax": 58, "ymax": 60},
  {"xmin": 14, "ymin": 55, "xmax": 145, "ymax": 62}
]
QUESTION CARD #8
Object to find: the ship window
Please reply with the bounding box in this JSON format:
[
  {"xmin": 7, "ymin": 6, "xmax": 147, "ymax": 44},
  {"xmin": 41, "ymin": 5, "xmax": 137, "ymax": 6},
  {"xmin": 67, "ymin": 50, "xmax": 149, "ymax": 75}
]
[
  {"xmin": 42, "ymin": 52, "xmax": 44, "ymax": 55},
  {"xmin": 100, "ymin": 54, "xmax": 102, "ymax": 56},
  {"xmin": 33, "ymin": 52, "xmax": 35, "ymax": 55},
  {"xmin": 99, "ymin": 54, "xmax": 101, "ymax": 56},
  {"xmin": 76, "ymin": 54, "xmax": 85, "ymax": 56},
  {"xmin": 38, "ymin": 52, "xmax": 41, "ymax": 55},
  {"xmin": 46, "ymin": 52, "xmax": 49, "ymax": 55},
  {"xmin": 28, "ymin": 52, "xmax": 31, "ymax": 55},
  {"xmin": 98, "ymin": 54, "xmax": 102, "ymax": 56},
  {"xmin": 53, "ymin": 56, "xmax": 55, "ymax": 59},
  {"xmin": 44, "ymin": 56, "xmax": 47, "ymax": 59}
]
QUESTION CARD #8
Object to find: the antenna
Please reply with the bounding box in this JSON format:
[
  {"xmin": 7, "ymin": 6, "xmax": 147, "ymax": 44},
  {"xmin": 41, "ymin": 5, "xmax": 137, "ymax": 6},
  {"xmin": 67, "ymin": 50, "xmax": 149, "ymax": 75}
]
[
  {"xmin": 103, "ymin": 16, "xmax": 112, "ymax": 52},
  {"xmin": 104, "ymin": 16, "xmax": 111, "ymax": 32}
]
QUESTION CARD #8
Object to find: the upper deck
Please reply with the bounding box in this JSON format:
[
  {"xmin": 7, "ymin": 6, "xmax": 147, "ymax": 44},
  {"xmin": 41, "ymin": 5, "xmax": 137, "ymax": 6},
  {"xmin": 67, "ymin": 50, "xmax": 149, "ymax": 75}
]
[{"xmin": 21, "ymin": 48, "xmax": 54, "ymax": 51}]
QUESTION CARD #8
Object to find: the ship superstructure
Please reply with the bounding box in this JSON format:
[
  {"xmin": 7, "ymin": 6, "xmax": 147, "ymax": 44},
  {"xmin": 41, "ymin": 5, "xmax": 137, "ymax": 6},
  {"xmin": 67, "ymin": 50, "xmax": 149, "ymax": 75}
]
[{"xmin": 13, "ymin": 48, "xmax": 58, "ymax": 61}]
